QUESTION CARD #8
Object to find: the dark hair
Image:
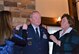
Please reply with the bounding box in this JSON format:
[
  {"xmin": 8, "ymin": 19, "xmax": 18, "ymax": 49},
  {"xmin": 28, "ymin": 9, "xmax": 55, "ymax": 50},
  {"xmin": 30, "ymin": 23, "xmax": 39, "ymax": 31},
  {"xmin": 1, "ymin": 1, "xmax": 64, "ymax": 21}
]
[
  {"xmin": 61, "ymin": 14, "xmax": 74, "ymax": 27},
  {"xmin": 0, "ymin": 11, "xmax": 12, "ymax": 40}
]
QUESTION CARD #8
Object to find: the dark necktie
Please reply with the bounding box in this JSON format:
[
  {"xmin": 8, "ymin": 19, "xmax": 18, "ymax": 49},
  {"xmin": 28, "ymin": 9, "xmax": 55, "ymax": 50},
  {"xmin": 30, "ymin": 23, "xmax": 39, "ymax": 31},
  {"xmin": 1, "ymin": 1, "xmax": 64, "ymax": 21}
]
[{"xmin": 36, "ymin": 28, "xmax": 39, "ymax": 38}]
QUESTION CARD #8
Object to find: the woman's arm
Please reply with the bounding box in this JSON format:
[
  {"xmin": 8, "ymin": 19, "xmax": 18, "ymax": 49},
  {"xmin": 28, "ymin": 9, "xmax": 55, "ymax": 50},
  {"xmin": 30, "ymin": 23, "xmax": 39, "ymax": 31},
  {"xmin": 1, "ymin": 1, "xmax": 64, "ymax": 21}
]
[{"xmin": 50, "ymin": 35, "xmax": 61, "ymax": 46}]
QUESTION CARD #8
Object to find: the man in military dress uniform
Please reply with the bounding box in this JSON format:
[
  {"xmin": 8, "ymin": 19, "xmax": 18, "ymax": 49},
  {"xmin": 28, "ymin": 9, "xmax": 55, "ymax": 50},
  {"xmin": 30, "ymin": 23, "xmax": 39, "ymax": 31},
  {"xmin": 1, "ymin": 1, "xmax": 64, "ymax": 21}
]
[{"xmin": 14, "ymin": 11, "xmax": 50, "ymax": 54}]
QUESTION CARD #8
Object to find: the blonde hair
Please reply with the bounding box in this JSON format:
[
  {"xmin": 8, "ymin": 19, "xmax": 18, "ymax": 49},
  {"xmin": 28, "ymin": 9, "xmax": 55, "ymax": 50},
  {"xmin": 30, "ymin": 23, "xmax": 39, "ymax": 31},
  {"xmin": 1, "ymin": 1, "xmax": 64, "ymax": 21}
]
[{"xmin": 0, "ymin": 11, "xmax": 13, "ymax": 40}]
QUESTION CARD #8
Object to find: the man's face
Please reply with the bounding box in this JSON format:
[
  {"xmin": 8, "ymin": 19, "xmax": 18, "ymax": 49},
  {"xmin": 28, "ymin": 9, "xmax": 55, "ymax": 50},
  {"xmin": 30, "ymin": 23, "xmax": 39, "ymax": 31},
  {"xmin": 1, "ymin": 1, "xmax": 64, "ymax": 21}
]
[{"xmin": 30, "ymin": 12, "xmax": 41, "ymax": 26}]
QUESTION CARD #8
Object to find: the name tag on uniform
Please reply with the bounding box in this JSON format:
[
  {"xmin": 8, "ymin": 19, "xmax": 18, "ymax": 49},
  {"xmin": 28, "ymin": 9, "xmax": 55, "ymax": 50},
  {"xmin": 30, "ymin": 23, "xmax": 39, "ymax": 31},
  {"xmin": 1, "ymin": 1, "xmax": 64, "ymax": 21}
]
[
  {"xmin": 27, "ymin": 38, "xmax": 32, "ymax": 46},
  {"xmin": 27, "ymin": 38, "xmax": 32, "ymax": 40},
  {"xmin": 43, "ymin": 34, "xmax": 47, "ymax": 39},
  {"xmin": 28, "ymin": 41, "xmax": 32, "ymax": 46}
]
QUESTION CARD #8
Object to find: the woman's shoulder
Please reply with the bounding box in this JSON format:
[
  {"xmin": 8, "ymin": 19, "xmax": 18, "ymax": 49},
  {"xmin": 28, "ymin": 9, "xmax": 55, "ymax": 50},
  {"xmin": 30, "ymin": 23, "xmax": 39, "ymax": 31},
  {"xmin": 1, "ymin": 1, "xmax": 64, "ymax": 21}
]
[
  {"xmin": 70, "ymin": 29, "xmax": 79, "ymax": 36},
  {"xmin": 0, "ymin": 45, "xmax": 7, "ymax": 54},
  {"xmin": 0, "ymin": 41, "xmax": 13, "ymax": 54},
  {"xmin": 70, "ymin": 29, "xmax": 79, "ymax": 44},
  {"xmin": 6, "ymin": 40, "xmax": 14, "ymax": 46}
]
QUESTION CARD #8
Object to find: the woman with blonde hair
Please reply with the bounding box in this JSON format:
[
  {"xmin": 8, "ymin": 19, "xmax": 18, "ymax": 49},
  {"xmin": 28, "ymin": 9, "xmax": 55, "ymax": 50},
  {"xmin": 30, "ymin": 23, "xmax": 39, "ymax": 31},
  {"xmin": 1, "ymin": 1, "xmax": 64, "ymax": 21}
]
[{"xmin": 0, "ymin": 11, "xmax": 14, "ymax": 54}]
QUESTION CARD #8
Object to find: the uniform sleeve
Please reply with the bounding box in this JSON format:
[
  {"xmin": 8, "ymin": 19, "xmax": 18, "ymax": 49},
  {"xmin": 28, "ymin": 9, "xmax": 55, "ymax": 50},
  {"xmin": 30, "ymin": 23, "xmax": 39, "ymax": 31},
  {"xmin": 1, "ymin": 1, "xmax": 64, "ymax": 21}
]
[{"xmin": 10, "ymin": 28, "xmax": 27, "ymax": 47}]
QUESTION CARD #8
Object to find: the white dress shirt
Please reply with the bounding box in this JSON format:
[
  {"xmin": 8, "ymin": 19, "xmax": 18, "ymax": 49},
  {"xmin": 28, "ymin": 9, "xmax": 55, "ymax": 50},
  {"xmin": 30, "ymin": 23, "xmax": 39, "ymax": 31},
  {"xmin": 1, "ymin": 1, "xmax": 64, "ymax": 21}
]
[{"xmin": 32, "ymin": 24, "xmax": 40, "ymax": 37}]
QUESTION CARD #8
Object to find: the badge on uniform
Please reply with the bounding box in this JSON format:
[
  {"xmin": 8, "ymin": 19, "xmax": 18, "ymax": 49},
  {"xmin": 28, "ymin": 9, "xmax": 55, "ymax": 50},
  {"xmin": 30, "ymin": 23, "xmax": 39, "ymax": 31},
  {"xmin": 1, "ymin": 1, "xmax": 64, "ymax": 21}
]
[
  {"xmin": 27, "ymin": 38, "xmax": 32, "ymax": 46},
  {"xmin": 43, "ymin": 33, "xmax": 47, "ymax": 39},
  {"xmin": 28, "ymin": 41, "xmax": 32, "ymax": 46}
]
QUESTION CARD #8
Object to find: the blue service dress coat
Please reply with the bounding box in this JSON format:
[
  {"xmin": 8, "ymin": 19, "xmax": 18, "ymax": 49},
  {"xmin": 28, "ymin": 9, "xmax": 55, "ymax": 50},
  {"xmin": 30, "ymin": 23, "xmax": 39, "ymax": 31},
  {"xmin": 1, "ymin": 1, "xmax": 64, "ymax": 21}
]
[
  {"xmin": 13, "ymin": 24, "xmax": 49, "ymax": 54},
  {"xmin": 52, "ymin": 29, "xmax": 79, "ymax": 54}
]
